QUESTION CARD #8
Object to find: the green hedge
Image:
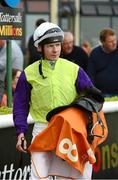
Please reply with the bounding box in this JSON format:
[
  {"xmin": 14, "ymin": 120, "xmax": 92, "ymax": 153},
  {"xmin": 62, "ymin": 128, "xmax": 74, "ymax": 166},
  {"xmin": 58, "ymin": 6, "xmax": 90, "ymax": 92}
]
[
  {"xmin": 0, "ymin": 106, "xmax": 12, "ymax": 115},
  {"xmin": 105, "ymin": 96, "xmax": 118, "ymax": 102}
]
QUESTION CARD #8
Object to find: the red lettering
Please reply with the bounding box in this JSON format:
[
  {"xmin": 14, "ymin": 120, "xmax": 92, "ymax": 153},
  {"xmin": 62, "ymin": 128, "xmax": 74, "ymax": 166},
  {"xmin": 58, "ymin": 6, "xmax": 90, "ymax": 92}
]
[{"xmin": 93, "ymin": 147, "xmax": 101, "ymax": 173}]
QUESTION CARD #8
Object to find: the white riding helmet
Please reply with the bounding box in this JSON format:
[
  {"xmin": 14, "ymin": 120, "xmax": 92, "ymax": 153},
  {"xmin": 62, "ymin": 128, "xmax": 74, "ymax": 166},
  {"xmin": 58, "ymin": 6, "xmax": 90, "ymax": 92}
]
[{"xmin": 33, "ymin": 22, "xmax": 64, "ymax": 47}]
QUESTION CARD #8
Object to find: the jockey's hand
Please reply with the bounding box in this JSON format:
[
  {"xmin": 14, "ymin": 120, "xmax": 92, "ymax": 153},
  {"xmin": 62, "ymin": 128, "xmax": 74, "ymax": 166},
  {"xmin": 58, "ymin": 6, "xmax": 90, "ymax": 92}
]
[{"xmin": 16, "ymin": 133, "xmax": 27, "ymax": 153}]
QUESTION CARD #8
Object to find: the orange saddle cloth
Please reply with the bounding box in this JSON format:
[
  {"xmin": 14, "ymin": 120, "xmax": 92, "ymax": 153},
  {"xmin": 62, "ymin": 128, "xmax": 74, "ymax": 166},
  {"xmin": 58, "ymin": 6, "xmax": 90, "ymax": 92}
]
[{"xmin": 28, "ymin": 107, "xmax": 108, "ymax": 174}]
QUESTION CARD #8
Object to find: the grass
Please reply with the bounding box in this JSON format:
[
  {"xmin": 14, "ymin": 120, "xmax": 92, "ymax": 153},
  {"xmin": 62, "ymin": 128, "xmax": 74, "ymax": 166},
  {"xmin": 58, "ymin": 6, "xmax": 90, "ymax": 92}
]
[
  {"xmin": 105, "ymin": 96, "xmax": 118, "ymax": 102},
  {"xmin": 0, "ymin": 106, "xmax": 13, "ymax": 115}
]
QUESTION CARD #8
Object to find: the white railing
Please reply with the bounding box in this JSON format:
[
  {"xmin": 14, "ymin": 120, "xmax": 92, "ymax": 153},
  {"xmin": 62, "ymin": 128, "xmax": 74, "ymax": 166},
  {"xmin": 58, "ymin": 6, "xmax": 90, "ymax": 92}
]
[{"xmin": 0, "ymin": 101, "xmax": 118, "ymax": 128}]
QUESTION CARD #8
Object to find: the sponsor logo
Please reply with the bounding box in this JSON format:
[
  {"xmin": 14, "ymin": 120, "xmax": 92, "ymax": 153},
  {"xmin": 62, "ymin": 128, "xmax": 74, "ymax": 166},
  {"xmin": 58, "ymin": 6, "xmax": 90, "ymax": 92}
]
[
  {"xmin": 0, "ymin": 163, "xmax": 30, "ymax": 180},
  {"xmin": 59, "ymin": 138, "xmax": 78, "ymax": 162}
]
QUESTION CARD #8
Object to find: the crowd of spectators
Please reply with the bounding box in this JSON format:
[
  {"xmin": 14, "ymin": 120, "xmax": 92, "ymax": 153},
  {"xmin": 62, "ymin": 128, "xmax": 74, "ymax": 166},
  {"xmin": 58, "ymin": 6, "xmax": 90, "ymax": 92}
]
[{"xmin": 0, "ymin": 18, "xmax": 118, "ymax": 108}]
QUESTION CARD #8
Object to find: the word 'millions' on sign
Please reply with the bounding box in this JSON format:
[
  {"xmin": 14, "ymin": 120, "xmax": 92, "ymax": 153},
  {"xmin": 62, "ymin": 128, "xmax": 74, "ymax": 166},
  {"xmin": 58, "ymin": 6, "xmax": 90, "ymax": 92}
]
[
  {"xmin": 0, "ymin": 25, "xmax": 22, "ymax": 37},
  {"xmin": 0, "ymin": 7, "xmax": 24, "ymax": 40}
]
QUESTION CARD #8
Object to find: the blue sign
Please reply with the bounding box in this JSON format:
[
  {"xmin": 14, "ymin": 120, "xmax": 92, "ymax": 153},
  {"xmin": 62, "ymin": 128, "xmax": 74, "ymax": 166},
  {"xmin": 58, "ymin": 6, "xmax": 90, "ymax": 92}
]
[{"xmin": 4, "ymin": 0, "xmax": 20, "ymax": 8}]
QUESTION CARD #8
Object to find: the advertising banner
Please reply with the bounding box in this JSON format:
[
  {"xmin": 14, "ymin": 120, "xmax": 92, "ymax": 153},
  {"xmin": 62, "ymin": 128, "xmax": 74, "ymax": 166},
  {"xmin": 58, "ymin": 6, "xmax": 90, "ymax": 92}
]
[
  {"xmin": 0, "ymin": 125, "xmax": 33, "ymax": 180},
  {"xmin": 92, "ymin": 112, "xmax": 118, "ymax": 179},
  {"xmin": 0, "ymin": 7, "xmax": 24, "ymax": 40},
  {"xmin": 0, "ymin": 111, "xmax": 118, "ymax": 179}
]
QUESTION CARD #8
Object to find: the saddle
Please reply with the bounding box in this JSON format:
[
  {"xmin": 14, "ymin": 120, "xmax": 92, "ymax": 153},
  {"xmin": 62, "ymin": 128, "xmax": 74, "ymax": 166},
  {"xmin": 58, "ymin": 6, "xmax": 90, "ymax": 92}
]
[{"xmin": 46, "ymin": 87, "xmax": 107, "ymax": 144}]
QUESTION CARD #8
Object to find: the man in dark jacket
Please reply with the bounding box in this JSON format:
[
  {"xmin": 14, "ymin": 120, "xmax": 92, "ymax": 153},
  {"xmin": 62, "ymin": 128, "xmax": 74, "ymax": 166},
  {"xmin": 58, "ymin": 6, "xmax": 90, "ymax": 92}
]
[
  {"xmin": 61, "ymin": 31, "xmax": 89, "ymax": 72},
  {"xmin": 87, "ymin": 28, "xmax": 118, "ymax": 97}
]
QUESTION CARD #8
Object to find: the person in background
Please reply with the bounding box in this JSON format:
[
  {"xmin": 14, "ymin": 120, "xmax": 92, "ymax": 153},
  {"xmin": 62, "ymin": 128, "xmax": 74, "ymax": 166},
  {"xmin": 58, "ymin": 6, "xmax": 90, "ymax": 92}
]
[
  {"xmin": 27, "ymin": 18, "xmax": 46, "ymax": 65},
  {"xmin": 81, "ymin": 40, "xmax": 92, "ymax": 56},
  {"xmin": 0, "ymin": 69, "xmax": 21, "ymax": 107},
  {"xmin": 60, "ymin": 31, "xmax": 89, "ymax": 72},
  {"xmin": 12, "ymin": 69, "xmax": 22, "ymax": 96},
  {"xmin": 0, "ymin": 40, "xmax": 24, "ymax": 104},
  {"xmin": 87, "ymin": 28, "xmax": 118, "ymax": 97},
  {"xmin": 13, "ymin": 22, "xmax": 95, "ymax": 180}
]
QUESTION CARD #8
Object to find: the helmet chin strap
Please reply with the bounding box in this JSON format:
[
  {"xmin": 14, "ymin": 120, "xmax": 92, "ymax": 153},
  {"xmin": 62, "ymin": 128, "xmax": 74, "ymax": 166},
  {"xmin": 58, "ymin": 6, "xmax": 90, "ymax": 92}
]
[
  {"xmin": 38, "ymin": 45, "xmax": 46, "ymax": 79},
  {"xmin": 38, "ymin": 59, "xmax": 47, "ymax": 79}
]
